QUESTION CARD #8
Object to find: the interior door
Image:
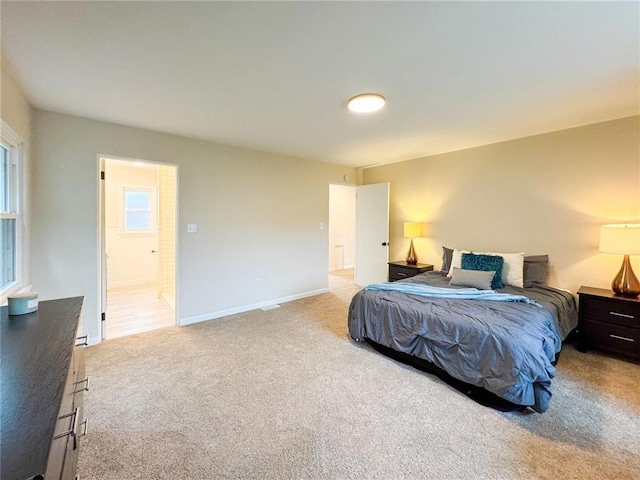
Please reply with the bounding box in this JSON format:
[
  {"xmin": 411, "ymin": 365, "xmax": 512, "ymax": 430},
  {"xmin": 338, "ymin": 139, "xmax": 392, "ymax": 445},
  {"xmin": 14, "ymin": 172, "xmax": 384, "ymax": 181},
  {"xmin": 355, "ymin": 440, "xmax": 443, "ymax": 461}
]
[
  {"xmin": 99, "ymin": 157, "xmax": 107, "ymax": 340},
  {"xmin": 355, "ymin": 182, "xmax": 390, "ymax": 286}
]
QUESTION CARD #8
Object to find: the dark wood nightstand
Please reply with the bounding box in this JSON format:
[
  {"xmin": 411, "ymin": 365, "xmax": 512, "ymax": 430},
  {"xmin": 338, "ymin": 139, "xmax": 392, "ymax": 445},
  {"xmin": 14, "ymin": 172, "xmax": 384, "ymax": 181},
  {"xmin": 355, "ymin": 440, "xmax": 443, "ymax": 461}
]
[
  {"xmin": 388, "ymin": 261, "xmax": 434, "ymax": 282},
  {"xmin": 577, "ymin": 286, "xmax": 640, "ymax": 360}
]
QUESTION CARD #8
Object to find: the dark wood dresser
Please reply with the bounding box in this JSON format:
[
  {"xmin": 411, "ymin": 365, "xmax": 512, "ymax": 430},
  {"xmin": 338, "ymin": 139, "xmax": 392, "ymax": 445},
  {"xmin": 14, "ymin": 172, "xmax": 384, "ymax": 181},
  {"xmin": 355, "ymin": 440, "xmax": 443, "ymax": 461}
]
[
  {"xmin": 1, "ymin": 297, "xmax": 87, "ymax": 480},
  {"xmin": 577, "ymin": 286, "xmax": 639, "ymax": 360},
  {"xmin": 388, "ymin": 261, "xmax": 434, "ymax": 282}
]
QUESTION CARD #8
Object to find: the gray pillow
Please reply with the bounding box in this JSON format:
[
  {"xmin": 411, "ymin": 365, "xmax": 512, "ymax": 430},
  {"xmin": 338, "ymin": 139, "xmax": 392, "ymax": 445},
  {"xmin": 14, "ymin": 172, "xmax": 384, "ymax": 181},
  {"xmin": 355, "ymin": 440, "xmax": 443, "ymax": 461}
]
[
  {"xmin": 449, "ymin": 267, "xmax": 495, "ymax": 290},
  {"xmin": 441, "ymin": 246, "xmax": 454, "ymax": 275},
  {"xmin": 524, "ymin": 255, "xmax": 549, "ymax": 287}
]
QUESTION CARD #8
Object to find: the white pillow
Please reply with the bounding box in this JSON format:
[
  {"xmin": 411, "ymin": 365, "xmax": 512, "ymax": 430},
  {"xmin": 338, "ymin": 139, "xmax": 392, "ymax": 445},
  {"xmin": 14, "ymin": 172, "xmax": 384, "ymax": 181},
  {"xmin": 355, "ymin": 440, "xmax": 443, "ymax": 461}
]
[
  {"xmin": 447, "ymin": 249, "xmax": 471, "ymax": 277},
  {"xmin": 486, "ymin": 251, "xmax": 525, "ymax": 287}
]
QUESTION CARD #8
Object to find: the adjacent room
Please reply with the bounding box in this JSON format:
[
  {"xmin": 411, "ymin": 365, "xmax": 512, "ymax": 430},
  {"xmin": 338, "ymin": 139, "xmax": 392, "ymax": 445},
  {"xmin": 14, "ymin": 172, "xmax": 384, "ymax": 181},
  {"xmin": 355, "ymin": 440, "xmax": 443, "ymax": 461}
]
[
  {"xmin": 1, "ymin": 2, "xmax": 638, "ymax": 479},
  {"xmin": 101, "ymin": 157, "xmax": 177, "ymax": 339}
]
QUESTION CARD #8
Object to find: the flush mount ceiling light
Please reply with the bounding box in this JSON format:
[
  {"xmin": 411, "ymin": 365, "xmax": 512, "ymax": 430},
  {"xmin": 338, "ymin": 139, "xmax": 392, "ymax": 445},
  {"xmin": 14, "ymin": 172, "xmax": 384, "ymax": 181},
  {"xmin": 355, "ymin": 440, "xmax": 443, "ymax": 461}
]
[{"xmin": 347, "ymin": 93, "xmax": 386, "ymax": 113}]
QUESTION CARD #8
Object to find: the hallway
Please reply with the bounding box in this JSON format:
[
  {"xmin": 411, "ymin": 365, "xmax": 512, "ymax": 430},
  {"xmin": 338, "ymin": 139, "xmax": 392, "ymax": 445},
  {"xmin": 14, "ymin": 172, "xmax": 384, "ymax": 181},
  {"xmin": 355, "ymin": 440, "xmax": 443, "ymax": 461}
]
[{"xmin": 106, "ymin": 282, "xmax": 174, "ymax": 338}]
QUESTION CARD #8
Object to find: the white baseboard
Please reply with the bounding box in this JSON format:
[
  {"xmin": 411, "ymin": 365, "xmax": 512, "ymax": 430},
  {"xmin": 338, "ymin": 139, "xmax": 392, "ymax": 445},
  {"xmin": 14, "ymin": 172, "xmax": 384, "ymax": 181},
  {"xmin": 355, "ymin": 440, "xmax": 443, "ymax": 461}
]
[
  {"xmin": 161, "ymin": 293, "xmax": 175, "ymax": 312},
  {"xmin": 179, "ymin": 288, "xmax": 329, "ymax": 327}
]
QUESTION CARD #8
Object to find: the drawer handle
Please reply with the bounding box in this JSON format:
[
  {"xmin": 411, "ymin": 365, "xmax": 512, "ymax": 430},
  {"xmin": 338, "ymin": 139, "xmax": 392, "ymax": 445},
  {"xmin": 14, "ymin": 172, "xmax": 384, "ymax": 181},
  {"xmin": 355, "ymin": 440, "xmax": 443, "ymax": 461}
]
[
  {"xmin": 72, "ymin": 418, "xmax": 89, "ymax": 450},
  {"xmin": 74, "ymin": 376, "xmax": 90, "ymax": 393},
  {"xmin": 397, "ymin": 272, "xmax": 407, "ymax": 277},
  {"xmin": 54, "ymin": 407, "xmax": 79, "ymax": 440},
  {"xmin": 609, "ymin": 311, "xmax": 635, "ymax": 319},
  {"xmin": 76, "ymin": 335, "xmax": 89, "ymax": 346},
  {"xmin": 79, "ymin": 418, "xmax": 89, "ymax": 437},
  {"xmin": 609, "ymin": 334, "xmax": 635, "ymax": 342}
]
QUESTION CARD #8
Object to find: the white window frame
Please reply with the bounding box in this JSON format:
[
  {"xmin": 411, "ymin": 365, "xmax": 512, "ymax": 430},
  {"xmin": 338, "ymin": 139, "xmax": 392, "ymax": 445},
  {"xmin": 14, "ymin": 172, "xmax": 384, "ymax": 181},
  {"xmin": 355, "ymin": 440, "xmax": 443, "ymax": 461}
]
[
  {"xmin": 0, "ymin": 120, "xmax": 27, "ymax": 302},
  {"xmin": 120, "ymin": 185, "xmax": 157, "ymax": 236}
]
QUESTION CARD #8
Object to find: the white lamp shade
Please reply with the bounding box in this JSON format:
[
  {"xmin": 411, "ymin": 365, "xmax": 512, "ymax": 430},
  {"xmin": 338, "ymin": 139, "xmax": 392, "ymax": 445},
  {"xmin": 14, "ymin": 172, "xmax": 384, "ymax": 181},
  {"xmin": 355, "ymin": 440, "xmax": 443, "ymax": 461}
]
[
  {"xmin": 599, "ymin": 224, "xmax": 640, "ymax": 255},
  {"xmin": 404, "ymin": 222, "xmax": 426, "ymax": 238}
]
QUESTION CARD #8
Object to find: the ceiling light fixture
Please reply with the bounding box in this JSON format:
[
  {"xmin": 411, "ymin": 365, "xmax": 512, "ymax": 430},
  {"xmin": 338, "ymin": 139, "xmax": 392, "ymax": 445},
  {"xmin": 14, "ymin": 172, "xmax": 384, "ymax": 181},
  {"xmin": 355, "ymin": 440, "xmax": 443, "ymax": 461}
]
[{"xmin": 347, "ymin": 93, "xmax": 386, "ymax": 113}]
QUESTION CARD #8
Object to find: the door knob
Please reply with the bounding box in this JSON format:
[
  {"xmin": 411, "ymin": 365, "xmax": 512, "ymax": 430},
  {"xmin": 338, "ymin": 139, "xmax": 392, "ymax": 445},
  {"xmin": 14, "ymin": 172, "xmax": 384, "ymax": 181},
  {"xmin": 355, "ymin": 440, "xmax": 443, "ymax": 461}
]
[
  {"xmin": 381, "ymin": 242, "xmax": 389, "ymax": 246},
  {"xmin": 151, "ymin": 250, "xmax": 158, "ymax": 253}
]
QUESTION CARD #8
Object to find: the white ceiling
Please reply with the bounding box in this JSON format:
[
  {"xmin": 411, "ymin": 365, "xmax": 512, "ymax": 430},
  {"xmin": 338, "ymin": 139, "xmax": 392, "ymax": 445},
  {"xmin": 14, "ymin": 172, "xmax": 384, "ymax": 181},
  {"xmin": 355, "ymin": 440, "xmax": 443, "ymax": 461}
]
[{"xmin": 2, "ymin": 1, "xmax": 638, "ymax": 168}]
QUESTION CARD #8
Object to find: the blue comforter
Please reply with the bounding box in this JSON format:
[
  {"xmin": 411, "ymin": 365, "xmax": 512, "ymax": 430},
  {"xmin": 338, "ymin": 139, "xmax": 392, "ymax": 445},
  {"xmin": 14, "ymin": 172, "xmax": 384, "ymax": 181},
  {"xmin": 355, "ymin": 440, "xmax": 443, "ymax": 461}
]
[
  {"xmin": 348, "ymin": 272, "xmax": 578, "ymax": 413},
  {"xmin": 365, "ymin": 282, "xmax": 542, "ymax": 304}
]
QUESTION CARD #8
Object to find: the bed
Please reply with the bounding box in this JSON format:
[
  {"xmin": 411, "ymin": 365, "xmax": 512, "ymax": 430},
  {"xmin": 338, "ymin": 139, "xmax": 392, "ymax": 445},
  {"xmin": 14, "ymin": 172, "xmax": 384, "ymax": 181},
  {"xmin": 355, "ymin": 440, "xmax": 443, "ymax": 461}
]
[{"xmin": 348, "ymin": 261, "xmax": 578, "ymax": 413}]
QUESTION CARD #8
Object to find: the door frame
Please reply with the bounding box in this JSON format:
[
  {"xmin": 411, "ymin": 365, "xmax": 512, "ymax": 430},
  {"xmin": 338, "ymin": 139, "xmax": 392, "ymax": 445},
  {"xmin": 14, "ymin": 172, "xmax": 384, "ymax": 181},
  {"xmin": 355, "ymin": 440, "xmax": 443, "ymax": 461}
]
[
  {"xmin": 327, "ymin": 183, "xmax": 357, "ymax": 275},
  {"xmin": 97, "ymin": 154, "xmax": 180, "ymax": 341},
  {"xmin": 327, "ymin": 181, "xmax": 390, "ymax": 287}
]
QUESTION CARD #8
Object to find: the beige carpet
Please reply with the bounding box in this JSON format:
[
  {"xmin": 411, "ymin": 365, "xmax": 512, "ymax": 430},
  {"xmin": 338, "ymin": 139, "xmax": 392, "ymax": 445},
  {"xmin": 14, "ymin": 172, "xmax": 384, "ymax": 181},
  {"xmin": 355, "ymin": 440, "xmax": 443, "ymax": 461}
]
[{"xmin": 79, "ymin": 270, "xmax": 640, "ymax": 479}]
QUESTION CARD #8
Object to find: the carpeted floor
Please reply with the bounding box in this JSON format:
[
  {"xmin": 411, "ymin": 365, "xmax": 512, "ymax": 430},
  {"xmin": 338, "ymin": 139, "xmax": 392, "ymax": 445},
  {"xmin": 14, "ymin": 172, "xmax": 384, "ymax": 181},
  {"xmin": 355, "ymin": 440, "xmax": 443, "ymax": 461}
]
[{"xmin": 78, "ymin": 270, "xmax": 640, "ymax": 479}]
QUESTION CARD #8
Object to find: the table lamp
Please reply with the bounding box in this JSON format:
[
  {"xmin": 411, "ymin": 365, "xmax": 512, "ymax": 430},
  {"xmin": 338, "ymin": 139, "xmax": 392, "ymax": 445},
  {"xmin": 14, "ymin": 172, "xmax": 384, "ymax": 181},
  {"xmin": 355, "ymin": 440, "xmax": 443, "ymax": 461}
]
[
  {"xmin": 599, "ymin": 224, "xmax": 640, "ymax": 297},
  {"xmin": 403, "ymin": 222, "xmax": 425, "ymax": 265}
]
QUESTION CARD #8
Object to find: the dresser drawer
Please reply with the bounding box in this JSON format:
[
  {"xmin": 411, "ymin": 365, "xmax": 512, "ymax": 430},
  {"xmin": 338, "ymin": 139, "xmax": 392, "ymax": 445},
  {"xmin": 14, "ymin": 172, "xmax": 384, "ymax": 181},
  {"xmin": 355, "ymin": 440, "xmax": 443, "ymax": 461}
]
[
  {"xmin": 46, "ymin": 357, "xmax": 78, "ymax": 479},
  {"xmin": 63, "ymin": 347, "xmax": 87, "ymax": 480},
  {"xmin": 584, "ymin": 319, "xmax": 639, "ymax": 358},
  {"xmin": 580, "ymin": 296, "xmax": 639, "ymax": 328},
  {"xmin": 45, "ymin": 332, "xmax": 88, "ymax": 480}
]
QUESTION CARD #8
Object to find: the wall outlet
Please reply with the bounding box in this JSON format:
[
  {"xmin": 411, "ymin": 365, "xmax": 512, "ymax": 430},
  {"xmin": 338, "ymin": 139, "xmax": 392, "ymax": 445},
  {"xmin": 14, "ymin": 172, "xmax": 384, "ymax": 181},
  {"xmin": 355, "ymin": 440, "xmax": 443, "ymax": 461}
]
[
  {"xmin": 187, "ymin": 224, "xmax": 198, "ymax": 233},
  {"xmin": 255, "ymin": 278, "xmax": 261, "ymax": 287}
]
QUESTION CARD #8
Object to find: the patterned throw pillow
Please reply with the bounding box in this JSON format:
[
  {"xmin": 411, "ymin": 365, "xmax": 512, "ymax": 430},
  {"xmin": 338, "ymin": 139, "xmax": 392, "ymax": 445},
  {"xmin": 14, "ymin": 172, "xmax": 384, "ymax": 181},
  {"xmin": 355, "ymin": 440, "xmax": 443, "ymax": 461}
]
[{"xmin": 461, "ymin": 253, "xmax": 504, "ymax": 289}]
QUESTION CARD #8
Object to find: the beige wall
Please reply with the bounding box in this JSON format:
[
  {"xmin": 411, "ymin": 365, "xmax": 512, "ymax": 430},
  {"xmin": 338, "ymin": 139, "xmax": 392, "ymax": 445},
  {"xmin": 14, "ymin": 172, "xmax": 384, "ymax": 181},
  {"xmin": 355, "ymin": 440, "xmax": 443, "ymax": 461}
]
[
  {"xmin": 1, "ymin": 56, "xmax": 31, "ymax": 143},
  {"xmin": 364, "ymin": 116, "xmax": 640, "ymax": 294},
  {"xmin": 31, "ymin": 109, "xmax": 356, "ymax": 344},
  {"xmin": 105, "ymin": 161, "xmax": 159, "ymax": 286}
]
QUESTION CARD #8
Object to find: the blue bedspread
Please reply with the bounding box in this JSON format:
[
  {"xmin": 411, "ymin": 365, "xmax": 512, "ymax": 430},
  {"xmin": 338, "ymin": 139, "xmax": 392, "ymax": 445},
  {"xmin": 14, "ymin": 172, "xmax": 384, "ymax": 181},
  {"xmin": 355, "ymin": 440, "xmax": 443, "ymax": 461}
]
[
  {"xmin": 365, "ymin": 282, "xmax": 541, "ymax": 305},
  {"xmin": 348, "ymin": 272, "xmax": 578, "ymax": 413}
]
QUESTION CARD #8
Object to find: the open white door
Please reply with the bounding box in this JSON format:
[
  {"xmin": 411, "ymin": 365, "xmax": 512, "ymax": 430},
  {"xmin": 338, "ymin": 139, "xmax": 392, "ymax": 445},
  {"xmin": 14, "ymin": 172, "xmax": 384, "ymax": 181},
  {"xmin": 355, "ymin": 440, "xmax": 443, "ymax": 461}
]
[
  {"xmin": 98, "ymin": 157, "xmax": 107, "ymax": 340},
  {"xmin": 355, "ymin": 183, "xmax": 390, "ymax": 286}
]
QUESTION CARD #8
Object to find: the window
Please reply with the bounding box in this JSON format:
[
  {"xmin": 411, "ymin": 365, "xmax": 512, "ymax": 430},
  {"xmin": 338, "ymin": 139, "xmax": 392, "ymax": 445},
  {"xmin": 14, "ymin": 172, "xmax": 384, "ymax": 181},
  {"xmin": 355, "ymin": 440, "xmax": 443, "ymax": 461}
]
[
  {"xmin": 123, "ymin": 187, "xmax": 155, "ymax": 233},
  {"xmin": 0, "ymin": 122, "xmax": 25, "ymax": 297}
]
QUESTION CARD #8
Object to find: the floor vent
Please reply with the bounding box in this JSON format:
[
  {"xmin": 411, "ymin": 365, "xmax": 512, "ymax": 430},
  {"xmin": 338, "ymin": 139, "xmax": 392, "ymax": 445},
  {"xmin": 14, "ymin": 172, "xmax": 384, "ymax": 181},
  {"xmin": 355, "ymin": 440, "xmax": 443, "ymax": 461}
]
[{"xmin": 261, "ymin": 304, "xmax": 281, "ymax": 311}]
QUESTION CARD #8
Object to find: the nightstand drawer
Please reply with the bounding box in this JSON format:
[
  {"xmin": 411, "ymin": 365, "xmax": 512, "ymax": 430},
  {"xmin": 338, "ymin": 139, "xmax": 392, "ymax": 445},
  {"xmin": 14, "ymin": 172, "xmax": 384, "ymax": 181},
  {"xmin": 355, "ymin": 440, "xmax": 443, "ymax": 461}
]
[
  {"xmin": 388, "ymin": 262, "xmax": 434, "ymax": 282},
  {"xmin": 584, "ymin": 319, "xmax": 639, "ymax": 358},
  {"xmin": 581, "ymin": 296, "xmax": 639, "ymax": 328},
  {"xmin": 390, "ymin": 266, "xmax": 416, "ymax": 281}
]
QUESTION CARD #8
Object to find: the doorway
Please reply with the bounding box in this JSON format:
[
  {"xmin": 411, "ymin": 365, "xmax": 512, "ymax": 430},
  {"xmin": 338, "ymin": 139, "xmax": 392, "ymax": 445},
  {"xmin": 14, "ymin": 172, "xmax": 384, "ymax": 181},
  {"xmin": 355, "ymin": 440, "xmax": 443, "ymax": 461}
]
[
  {"xmin": 328, "ymin": 184, "xmax": 356, "ymax": 291},
  {"xmin": 100, "ymin": 157, "xmax": 178, "ymax": 339},
  {"xmin": 328, "ymin": 182, "xmax": 390, "ymax": 291}
]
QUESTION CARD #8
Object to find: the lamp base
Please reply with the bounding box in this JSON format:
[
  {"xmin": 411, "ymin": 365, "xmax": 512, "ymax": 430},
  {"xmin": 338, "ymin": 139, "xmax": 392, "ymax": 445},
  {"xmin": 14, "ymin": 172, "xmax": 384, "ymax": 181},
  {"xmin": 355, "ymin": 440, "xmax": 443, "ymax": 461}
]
[
  {"xmin": 406, "ymin": 239, "xmax": 418, "ymax": 265},
  {"xmin": 611, "ymin": 254, "xmax": 640, "ymax": 298}
]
